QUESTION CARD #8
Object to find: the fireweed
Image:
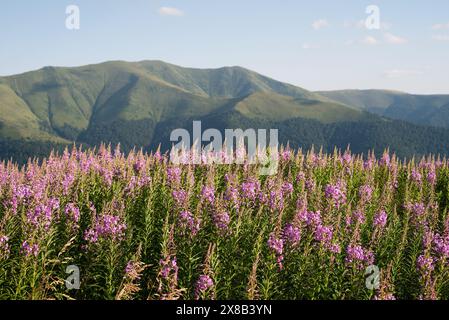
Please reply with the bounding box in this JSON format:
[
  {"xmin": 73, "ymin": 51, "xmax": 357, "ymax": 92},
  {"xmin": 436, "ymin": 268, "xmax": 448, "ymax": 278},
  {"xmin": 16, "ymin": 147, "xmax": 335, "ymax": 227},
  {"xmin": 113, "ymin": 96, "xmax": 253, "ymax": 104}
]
[{"xmin": 0, "ymin": 146, "xmax": 449, "ymax": 299}]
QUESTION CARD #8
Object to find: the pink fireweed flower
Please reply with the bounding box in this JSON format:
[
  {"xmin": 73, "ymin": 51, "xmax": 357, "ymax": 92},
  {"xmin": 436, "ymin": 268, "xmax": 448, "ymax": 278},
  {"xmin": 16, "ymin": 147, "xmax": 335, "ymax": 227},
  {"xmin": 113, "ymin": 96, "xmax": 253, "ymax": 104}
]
[
  {"xmin": 352, "ymin": 210, "xmax": 366, "ymax": 225},
  {"xmin": 296, "ymin": 172, "xmax": 305, "ymax": 182},
  {"xmin": 64, "ymin": 203, "xmax": 80, "ymax": 224},
  {"xmin": 267, "ymin": 233, "xmax": 284, "ymax": 256},
  {"xmin": 305, "ymin": 179, "xmax": 316, "ymax": 191},
  {"xmin": 212, "ymin": 211, "xmax": 230, "ymax": 232},
  {"xmin": 0, "ymin": 236, "xmax": 10, "ymax": 259},
  {"xmin": 374, "ymin": 210, "xmax": 388, "ymax": 229},
  {"xmin": 433, "ymin": 234, "xmax": 449, "ymax": 259},
  {"xmin": 179, "ymin": 211, "xmax": 201, "ymax": 236},
  {"xmin": 201, "ymin": 186, "xmax": 215, "ymax": 205},
  {"xmin": 359, "ymin": 184, "xmax": 373, "ymax": 203},
  {"xmin": 417, "ymin": 255, "xmax": 434, "ymax": 275},
  {"xmin": 325, "ymin": 181, "xmax": 347, "ymax": 209},
  {"xmin": 133, "ymin": 158, "xmax": 145, "ymax": 174},
  {"xmin": 84, "ymin": 214, "xmax": 127, "ymax": 243},
  {"xmin": 427, "ymin": 170, "xmax": 436, "ymax": 186},
  {"xmin": 268, "ymin": 190, "xmax": 284, "ymax": 212},
  {"xmin": 26, "ymin": 198, "xmax": 60, "ymax": 230},
  {"xmin": 364, "ymin": 159, "xmax": 374, "ymax": 170},
  {"xmin": 282, "ymin": 224, "xmax": 301, "ymax": 246},
  {"xmin": 21, "ymin": 240, "xmax": 39, "ymax": 257},
  {"xmin": 167, "ymin": 167, "xmax": 182, "ymax": 185},
  {"xmin": 341, "ymin": 152, "xmax": 352, "ymax": 166},
  {"xmin": 302, "ymin": 210, "xmax": 322, "ymax": 227},
  {"xmin": 314, "ymin": 225, "xmax": 333, "ymax": 245},
  {"xmin": 345, "ymin": 245, "xmax": 374, "ymax": 266},
  {"xmin": 281, "ymin": 149, "xmax": 292, "ymax": 161},
  {"xmin": 241, "ymin": 180, "xmax": 260, "ymax": 201},
  {"xmin": 224, "ymin": 186, "xmax": 240, "ymax": 209},
  {"xmin": 329, "ymin": 242, "xmax": 342, "ymax": 254},
  {"xmin": 411, "ymin": 169, "xmax": 422, "ymax": 185},
  {"xmin": 281, "ymin": 182, "xmax": 294, "ymax": 197},
  {"xmin": 62, "ymin": 174, "xmax": 75, "ymax": 195},
  {"xmin": 159, "ymin": 257, "xmax": 178, "ymax": 280},
  {"xmin": 380, "ymin": 153, "xmax": 390, "ymax": 167},
  {"xmin": 172, "ymin": 189, "xmax": 188, "ymax": 207},
  {"xmin": 268, "ymin": 233, "xmax": 284, "ymax": 270},
  {"xmin": 125, "ymin": 261, "xmax": 144, "ymax": 280},
  {"xmin": 194, "ymin": 275, "xmax": 214, "ymax": 300},
  {"xmin": 406, "ymin": 202, "xmax": 426, "ymax": 217}
]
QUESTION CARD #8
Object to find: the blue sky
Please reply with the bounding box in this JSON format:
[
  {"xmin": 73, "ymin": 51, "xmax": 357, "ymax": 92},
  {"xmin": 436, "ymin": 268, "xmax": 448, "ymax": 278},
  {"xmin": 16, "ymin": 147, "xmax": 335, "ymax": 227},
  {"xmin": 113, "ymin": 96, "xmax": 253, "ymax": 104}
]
[{"xmin": 1, "ymin": 0, "xmax": 449, "ymax": 93}]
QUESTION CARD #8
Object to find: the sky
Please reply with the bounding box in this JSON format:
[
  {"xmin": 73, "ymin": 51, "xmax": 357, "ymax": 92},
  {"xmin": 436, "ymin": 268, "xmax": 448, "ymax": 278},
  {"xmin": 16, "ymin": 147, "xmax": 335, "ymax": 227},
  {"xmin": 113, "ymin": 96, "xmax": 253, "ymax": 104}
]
[{"xmin": 1, "ymin": 0, "xmax": 449, "ymax": 94}]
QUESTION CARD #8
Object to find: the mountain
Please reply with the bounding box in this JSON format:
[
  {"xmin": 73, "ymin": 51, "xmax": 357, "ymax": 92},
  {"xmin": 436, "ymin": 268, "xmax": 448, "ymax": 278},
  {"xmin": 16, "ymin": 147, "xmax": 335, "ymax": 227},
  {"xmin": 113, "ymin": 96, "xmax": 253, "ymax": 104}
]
[
  {"xmin": 317, "ymin": 89, "xmax": 449, "ymax": 128},
  {"xmin": 1, "ymin": 60, "xmax": 449, "ymax": 162}
]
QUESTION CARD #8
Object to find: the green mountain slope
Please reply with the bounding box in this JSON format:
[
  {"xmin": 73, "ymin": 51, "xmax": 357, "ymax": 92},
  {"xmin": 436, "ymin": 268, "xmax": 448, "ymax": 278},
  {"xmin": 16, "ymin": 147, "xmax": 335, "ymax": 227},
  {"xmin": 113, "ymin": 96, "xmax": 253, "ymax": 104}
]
[
  {"xmin": 0, "ymin": 60, "xmax": 361, "ymax": 143},
  {"xmin": 1, "ymin": 60, "xmax": 449, "ymax": 162},
  {"xmin": 317, "ymin": 89, "xmax": 449, "ymax": 127}
]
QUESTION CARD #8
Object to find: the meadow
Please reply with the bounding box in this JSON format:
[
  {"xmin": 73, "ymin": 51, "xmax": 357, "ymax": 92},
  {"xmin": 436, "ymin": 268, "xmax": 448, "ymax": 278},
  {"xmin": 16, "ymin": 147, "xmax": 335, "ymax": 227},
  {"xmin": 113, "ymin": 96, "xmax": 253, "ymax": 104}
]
[{"xmin": 0, "ymin": 145, "xmax": 448, "ymax": 300}]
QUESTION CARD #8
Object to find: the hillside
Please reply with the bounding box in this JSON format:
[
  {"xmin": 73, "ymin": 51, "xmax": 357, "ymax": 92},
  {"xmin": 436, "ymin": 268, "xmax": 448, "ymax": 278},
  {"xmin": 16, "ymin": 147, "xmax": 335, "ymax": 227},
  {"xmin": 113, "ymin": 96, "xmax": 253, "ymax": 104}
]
[
  {"xmin": 317, "ymin": 89, "xmax": 449, "ymax": 127},
  {"xmin": 1, "ymin": 61, "xmax": 449, "ymax": 162}
]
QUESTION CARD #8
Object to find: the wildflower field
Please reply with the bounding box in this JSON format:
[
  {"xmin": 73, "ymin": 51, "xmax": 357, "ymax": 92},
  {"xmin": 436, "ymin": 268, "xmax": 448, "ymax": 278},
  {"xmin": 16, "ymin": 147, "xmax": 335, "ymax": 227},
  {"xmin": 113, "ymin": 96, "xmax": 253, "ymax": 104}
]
[{"xmin": 1, "ymin": 145, "xmax": 449, "ymax": 300}]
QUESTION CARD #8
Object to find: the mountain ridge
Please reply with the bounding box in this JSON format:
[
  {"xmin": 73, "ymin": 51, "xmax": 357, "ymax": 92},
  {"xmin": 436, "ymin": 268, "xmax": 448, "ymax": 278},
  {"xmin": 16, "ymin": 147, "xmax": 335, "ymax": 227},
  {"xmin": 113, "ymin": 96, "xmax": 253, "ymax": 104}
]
[{"xmin": 1, "ymin": 60, "xmax": 449, "ymax": 162}]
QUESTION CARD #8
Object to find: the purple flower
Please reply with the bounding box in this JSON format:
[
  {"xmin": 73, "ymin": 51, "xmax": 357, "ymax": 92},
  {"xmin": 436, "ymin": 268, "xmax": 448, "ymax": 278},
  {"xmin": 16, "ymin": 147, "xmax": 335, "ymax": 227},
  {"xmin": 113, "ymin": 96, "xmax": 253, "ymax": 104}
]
[
  {"xmin": 159, "ymin": 257, "xmax": 178, "ymax": 280},
  {"xmin": 21, "ymin": 240, "xmax": 39, "ymax": 257},
  {"xmin": 433, "ymin": 234, "xmax": 449, "ymax": 258},
  {"xmin": 407, "ymin": 202, "xmax": 426, "ymax": 216},
  {"xmin": 314, "ymin": 225, "xmax": 333, "ymax": 244},
  {"xmin": 172, "ymin": 189, "xmax": 187, "ymax": 207},
  {"xmin": 359, "ymin": 184, "xmax": 373, "ymax": 203},
  {"xmin": 241, "ymin": 181, "xmax": 260, "ymax": 201},
  {"xmin": 65, "ymin": 203, "xmax": 80, "ymax": 224},
  {"xmin": 417, "ymin": 255, "xmax": 434, "ymax": 274},
  {"xmin": 194, "ymin": 275, "xmax": 214, "ymax": 300},
  {"xmin": 212, "ymin": 211, "xmax": 230, "ymax": 231},
  {"xmin": 167, "ymin": 167, "xmax": 182, "ymax": 185},
  {"xmin": 345, "ymin": 245, "xmax": 365, "ymax": 264},
  {"xmin": 325, "ymin": 181, "xmax": 346, "ymax": 209},
  {"xmin": 411, "ymin": 169, "xmax": 422, "ymax": 185},
  {"xmin": 282, "ymin": 224, "xmax": 301, "ymax": 246},
  {"xmin": 374, "ymin": 210, "xmax": 388, "ymax": 229},
  {"xmin": 179, "ymin": 211, "xmax": 201, "ymax": 236},
  {"xmin": 225, "ymin": 186, "xmax": 240, "ymax": 209},
  {"xmin": 305, "ymin": 179, "xmax": 316, "ymax": 191},
  {"xmin": 301, "ymin": 210, "xmax": 322, "ymax": 227},
  {"xmin": 380, "ymin": 153, "xmax": 390, "ymax": 167},
  {"xmin": 0, "ymin": 236, "xmax": 10, "ymax": 259},
  {"xmin": 201, "ymin": 186, "xmax": 215, "ymax": 205},
  {"xmin": 329, "ymin": 243, "xmax": 342, "ymax": 254},
  {"xmin": 427, "ymin": 170, "xmax": 436, "ymax": 186},
  {"xmin": 133, "ymin": 159, "xmax": 145, "ymax": 174},
  {"xmin": 84, "ymin": 214, "xmax": 127, "ymax": 243},
  {"xmin": 267, "ymin": 233, "xmax": 284, "ymax": 256},
  {"xmin": 281, "ymin": 182, "xmax": 294, "ymax": 196}
]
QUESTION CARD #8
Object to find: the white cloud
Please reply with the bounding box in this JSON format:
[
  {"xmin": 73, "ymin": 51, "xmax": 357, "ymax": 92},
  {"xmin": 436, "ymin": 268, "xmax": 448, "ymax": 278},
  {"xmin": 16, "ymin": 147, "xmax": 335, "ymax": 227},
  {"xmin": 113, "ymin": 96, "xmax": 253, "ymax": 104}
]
[
  {"xmin": 384, "ymin": 33, "xmax": 407, "ymax": 44},
  {"xmin": 312, "ymin": 19, "xmax": 329, "ymax": 30},
  {"xmin": 302, "ymin": 43, "xmax": 320, "ymax": 50},
  {"xmin": 432, "ymin": 34, "xmax": 449, "ymax": 41},
  {"xmin": 362, "ymin": 36, "xmax": 379, "ymax": 46},
  {"xmin": 432, "ymin": 22, "xmax": 449, "ymax": 30},
  {"xmin": 158, "ymin": 7, "xmax": 184, "ymax": 17},
  {"xmin": 343, "ymin": 19, "xmax": 391, "ymax": 30},
  {"xmin": 383, "ymin": 69, "xmax": 421, "ymax": 79}
]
